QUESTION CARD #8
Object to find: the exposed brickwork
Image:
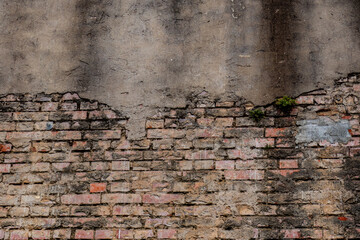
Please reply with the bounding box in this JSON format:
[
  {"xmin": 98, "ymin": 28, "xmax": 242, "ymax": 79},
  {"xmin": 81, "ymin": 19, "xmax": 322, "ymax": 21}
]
[{"xmin": 0, "ymin": 76, "xmax": 359, "ymax": 239}]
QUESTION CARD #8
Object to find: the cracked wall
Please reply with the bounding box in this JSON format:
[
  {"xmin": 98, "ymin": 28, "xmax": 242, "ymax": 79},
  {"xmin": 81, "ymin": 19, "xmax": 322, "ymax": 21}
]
[
  {"xmin": 0, "ymin": 0, "xmax": 359, "ymax": 139},
  {"xmin": 0, "ymin": 75, "xmax": 358, "ymax": 239}
]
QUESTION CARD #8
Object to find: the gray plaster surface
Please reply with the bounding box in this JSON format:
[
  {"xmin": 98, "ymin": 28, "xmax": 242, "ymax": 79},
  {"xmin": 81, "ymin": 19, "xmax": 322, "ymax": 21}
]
[
  {"xmin": 296, "ymin": 117, "xmax": 351, "ymax": 144},
  {"xmin": 0, "ymin": 0, "xmax": 359, "ymax": 138}
]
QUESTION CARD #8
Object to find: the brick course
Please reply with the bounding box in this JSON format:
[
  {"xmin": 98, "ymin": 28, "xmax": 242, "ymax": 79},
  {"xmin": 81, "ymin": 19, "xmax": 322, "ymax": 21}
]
[{"xmin": 0, "ymin": 76, "xmax": 358, "ymax": 239}]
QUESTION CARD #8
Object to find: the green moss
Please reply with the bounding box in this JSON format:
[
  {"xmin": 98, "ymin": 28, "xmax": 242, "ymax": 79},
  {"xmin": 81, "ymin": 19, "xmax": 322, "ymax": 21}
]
[
  {"xmin": 275, "ymin": 96, "xmax": 296, "ymax": 112},
  {"xmin": 249, "ymin": 108, "xmax": 265, "ymax": 122}
]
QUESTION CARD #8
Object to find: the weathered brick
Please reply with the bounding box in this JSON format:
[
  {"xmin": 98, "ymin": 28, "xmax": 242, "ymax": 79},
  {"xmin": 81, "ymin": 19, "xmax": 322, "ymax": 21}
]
[
  {"xmin": 157, "ymin": 229, "xmax": 177, "ymax": 239},
  {"xmin": 224, "ymin": 128, "xmax": 264, "ymax": 138},
  {"xmin": 60, "ymin": 102, "xmax": 77, "ymax": 111},
  {"xmin": 102, "ymin": 194, "xmax": 141, "ymax": 203},
  {"xmin": 95, "ymin": 230, "xmax": 113, "ymax": 239},
  {"xmin": 111, "ymin": 161, "xmax": 130, "ymax": 171},
  {"xmin": 75, "ymin": 230, "xmax": 94, "ymax": 239},
  {"xmin": 147, "ymin": 129, "xmax": 186, "ymax": 139},
  {"xmin": 265, "ymin": 128, "xmax": 293, "ymax": 137},
  {"xmin": 134, "ymin": 230, "xmax": 154, "ymax": 239},
  {"xmin": 89, "ymin": 110, "xmax": 118, "ymax": 119},
  {"xmin": 30, "ymin": 206, "xmax": 50, "ymax": 217},
  {"xmin": 0, "ymin": 122, "xmax": 15, "ymax": 131},
  {"xmin": 111, "ymin": 182, "xmax": 131, "ymax": 192},
  {"xmin": 146, "ymin": 120, "xmax": 164, "ymax": 129},
  {"xmin": 215, "ymin": 160, "xmax": 235, "ymax": 169},
  {"xmin": 224, "ymin": 170, "xmax": 264, "ymax": 180},
  {"xmin": 227, "ymin": 148, "xmax": 263, "ymax": 159},
  {"xmin": 32, "ymin": 230, "xmax": 51, "ymax": 239},
  {"xmin": 279, "ymin": 160, "xmax": 298, "ymax": 169},
  {"xmin": 194, "ymin": 160, "xmax": 214, "ymax": 170},
  {"xmin": 61, "ymin": 194, "xmax": 101, "ymax": 205},
  {"xmin": 214, "ymin": 117, "xmax": 233, "ymax": 127},
  {"xmin": 296, "ymin": 95, "xmax": 314, "ymax": 104},
  {"xmin": 117, "ymin": 230, "xmax": 133, "ymax": 239},
  {"xmin": 0, "ymin": 164, "xmax": 11, "ymax": 173},
  {"xmin": 10, "ymin": 231, "xmax": 28, "ymax": 240},
  {"xmin": 186, "ymin": 150, "xmax": 216, "ymax": 160},
  {"xmin": 84, "ymin": 130, "xmax": 122, "ymax": 139},
  {"xmin": 143, "ymin": 194, "xmax": 184, "ymax": 204}
]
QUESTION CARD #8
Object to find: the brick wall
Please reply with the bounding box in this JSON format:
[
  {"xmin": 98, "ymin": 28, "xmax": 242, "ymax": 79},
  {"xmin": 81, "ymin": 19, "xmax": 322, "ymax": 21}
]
[{"xmin": 0, "ymin": 75, "xmax": 359, "ymax": 239}]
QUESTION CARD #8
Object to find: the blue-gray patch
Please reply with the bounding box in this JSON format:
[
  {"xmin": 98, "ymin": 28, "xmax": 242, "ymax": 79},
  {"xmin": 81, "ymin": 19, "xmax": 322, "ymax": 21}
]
[
  {"xmin": 296, "ymin": 117, "xmax": 351, "ymax": 144},
  {"xmin": 46, "ymin": 122, "xmax": 54, "ymax": 130}
]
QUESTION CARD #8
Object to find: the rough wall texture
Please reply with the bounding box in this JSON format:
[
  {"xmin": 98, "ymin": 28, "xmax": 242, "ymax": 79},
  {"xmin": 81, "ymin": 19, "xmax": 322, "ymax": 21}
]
[
  {"xmin": 0, "ymin": 0, "xmax": 360, "ymax": 138},
  {"xmin": 0, "ymin": 74, "xmax": 359, "ymax": 239}
]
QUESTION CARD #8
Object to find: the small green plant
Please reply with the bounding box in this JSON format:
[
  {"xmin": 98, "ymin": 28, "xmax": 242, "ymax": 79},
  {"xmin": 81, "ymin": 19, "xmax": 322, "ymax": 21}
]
[
  {"xmin": 275, "ymin": 96, "xmax": 296, "ymax": 112},
  {"xmin": 249, "ymin": 108, "xmax": 265, "ymax": 122}
]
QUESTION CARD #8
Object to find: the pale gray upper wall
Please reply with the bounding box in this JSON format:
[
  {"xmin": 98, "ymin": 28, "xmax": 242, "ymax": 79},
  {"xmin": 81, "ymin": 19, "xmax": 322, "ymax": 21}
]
[{"xmin": 0, "ymin": 0, "xmax": 359, "ymax": 138}]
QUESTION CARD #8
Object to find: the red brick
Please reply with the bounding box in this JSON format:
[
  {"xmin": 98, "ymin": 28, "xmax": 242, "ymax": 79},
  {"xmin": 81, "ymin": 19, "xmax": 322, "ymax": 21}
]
[
  {"xmin": 265, "ymin": 128, "xmax": 293, "ymax": 137},
  {"xmin": 157, "ymin": 229, "xmax": 177, "ymax": 239},
  {"xmin": 102, "ymin": 194, "xmax": 141, "ymax": 203},
  {"xmin": 61, "ymin": 194, "xmax": 101, "ymax": 205},
  {"xmin": 0, "ymin": 143, "xmax": 12, "ymax": 152},
  {"xmin": 270, "ymin": 169, "xmax": 300, "ymax": 177},
  {"xmin": 279, "ymin": 160, "xmax": 298, "ymax": 169},
  {"xmin": 90, "ymin": 183, "xmax": 107, "ymax": 193},
  {"xmin": 281, "ymin": 229, "xmax": 301, "ymax": 239},
  {"xmin": 0, "ymin": 164, "xmax": 10, "ymax": 173},
  {"xmin": 143, "ymin": 194, "xmax": 184, "ymax": 204},
  {"xmin": 224, "ymin": 170, "xmax": 264, "ymax": 180},
  {"xmin": 32, "ymin": 230, "xmax": 51, "ymax": 239},
  {"xmin": 95, "ymin": 230, "xmax": 113, "ymax": 239},
  {"xmin": 75, "ymin": 230, "xmax": 94, "ymax": 239},
  {"xmin": 215, "ymin": 160, "xmax": 235, "ymax": 169},
  {"xmin": 10, "ymin": 230, "xmax": 28, "ymax": 240}
]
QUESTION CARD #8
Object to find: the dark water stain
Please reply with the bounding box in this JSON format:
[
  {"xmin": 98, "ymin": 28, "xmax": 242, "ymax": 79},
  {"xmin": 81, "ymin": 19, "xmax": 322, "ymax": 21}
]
[
  {"xmin": 260, "ymin": 0, "xmax": 300, "ymax": 96},
  {"xmin": 70, "ymin": 0, "xmax": 113, "ymax": 91},
  {"xmin": 225, "ymin": 0, "xmax": 251, "ymax": 96},
  {"xmin": 340, "ymin": 158, "xmax": 360, "ymax": 231},
  {"xmin": 154, "ymin": 0, "xmax": 202, "ymax": 98}
]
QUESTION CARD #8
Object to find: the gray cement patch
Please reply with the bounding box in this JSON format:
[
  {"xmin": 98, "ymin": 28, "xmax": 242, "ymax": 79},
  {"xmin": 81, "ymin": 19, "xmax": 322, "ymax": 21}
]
[{"xmin": 296, "ymin": 117, "xmax": 351, "ymax": 144}]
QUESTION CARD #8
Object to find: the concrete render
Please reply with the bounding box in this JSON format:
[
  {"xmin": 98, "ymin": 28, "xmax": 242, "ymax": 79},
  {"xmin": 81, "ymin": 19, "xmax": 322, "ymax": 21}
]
[{"xmin": 0, "ymin": 0, "xmax": 359, "ymax": 138}]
